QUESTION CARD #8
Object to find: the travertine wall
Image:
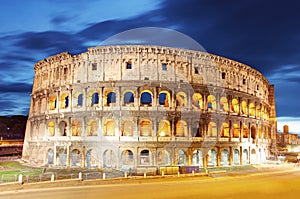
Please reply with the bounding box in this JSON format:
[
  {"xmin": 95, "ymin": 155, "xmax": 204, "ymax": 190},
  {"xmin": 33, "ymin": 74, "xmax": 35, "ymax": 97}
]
[{"xmin": 22, "ymin": 45, "xmax": 276, "ymax": 169}]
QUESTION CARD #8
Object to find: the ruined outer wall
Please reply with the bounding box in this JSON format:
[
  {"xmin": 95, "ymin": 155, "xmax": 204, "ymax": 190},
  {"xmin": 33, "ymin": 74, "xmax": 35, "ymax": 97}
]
[{"xmin": 22, "ymin": 45, "xmax": 276, "ymax": 169}]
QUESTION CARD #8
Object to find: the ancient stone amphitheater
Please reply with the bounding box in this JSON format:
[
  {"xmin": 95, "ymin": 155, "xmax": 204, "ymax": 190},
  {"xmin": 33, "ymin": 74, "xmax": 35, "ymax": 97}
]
[{"xmin": 22, "ymin": 45, "xmax": 277, "ymax": 171}]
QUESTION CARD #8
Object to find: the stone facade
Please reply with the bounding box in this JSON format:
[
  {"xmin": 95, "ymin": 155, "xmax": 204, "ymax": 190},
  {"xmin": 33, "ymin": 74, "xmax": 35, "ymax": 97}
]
[{"xmin": 22, "ymin": 45, "xmax": 277, "ymax": 169}]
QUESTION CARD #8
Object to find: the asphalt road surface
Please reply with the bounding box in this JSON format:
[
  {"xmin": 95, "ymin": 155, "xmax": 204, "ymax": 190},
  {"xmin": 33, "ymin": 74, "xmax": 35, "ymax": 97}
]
[{"xmin": 1, "ymin": 170, "xmax": 300, "ymax": 199}]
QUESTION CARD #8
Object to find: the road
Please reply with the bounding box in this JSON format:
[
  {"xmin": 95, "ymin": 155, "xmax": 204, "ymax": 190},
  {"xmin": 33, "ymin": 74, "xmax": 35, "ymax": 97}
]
[{"xmin": 1, "ymin": 169, "xmax": 300, "ymax": 199}]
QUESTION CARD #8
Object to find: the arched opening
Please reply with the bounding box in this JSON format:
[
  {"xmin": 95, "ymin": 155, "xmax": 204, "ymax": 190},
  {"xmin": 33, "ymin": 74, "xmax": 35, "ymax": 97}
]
[
  {"xmin": 175, "ymin": 120, "xmax": 187, "ymax": 137},
  {"xmin": 256, "ymin": 105, "xmax": 261, "ymax": 118},
  {"xmin": 71, "ymin": 120, "xmax": 82, "ymax": 136},
  {"xmin": 208, "ymin": 149, "xmax": 217, "ymax": 166},
  {"xmin": 192, "ymin": 93, "xmax": 203, "ymax": 109},
  {"xmin": 140, "ymin": 150, "xmax": 151, "ymax": 165},
  {"xmin": 73, "ymin": 92, "xmax": 83, "ymax": 107},
  {"xmin": 232, "ymin": 124, "xmax": 240, "ymax": 138},
  {"xmin": 157, "ymin": 120, "xmax": 171, "ymax": 137},
  {"xmin": 122, "ymin": 120, "xmax": 134, "ymax": 136},
  {"xmin": 49, "ymin": 95, "xmax": 57, "ymax": 110},
  {"xmin": 140, "ymin": 120, "xmax": 152, "ymax": 136},
  {"xmin": 157, "ymin": 150, "xmax": 170, "ymax": 165},
  {"xmin": 140, "ymin": 91, "xmax": 152, "ymax": 106},
  {"xmin": 106, "ymin": 91, "xmax": 116, "ymax": 106},
  {"xmin": 221, "ymin": 150, "xmax": 229, "ymax": 166},
  {"xmin": 58, "ymin": 121, "xmax": 67, "ymax": 136},
  {"xmin": 47, "ymin": 149, "xmax": 54, "ymax": 165},
  {"xmin": 233, "ymin": 149, "xmax": 240, "ymax": 165},
  {"xmin": 258, "ymin": 127, "xmax": 262, "ymax": 139},
  {"xmin": 58, "ymin": 149, "xmax": 67, "ymax": 166},
  {"xmin": 86, "ymin": 149, "xmax": 97, "ymax": 168},
  {"xmin": 251, "ymin": 126, "xmax": 256, "ymax": 139},
  {"xmin": 220, "ymin": 123, "xmax": 229, "ymax": 137},
  {"xmin": 123, "ymin": 91, "xmax": 134, "ymax": 106},
  {"xmin": 208, "ymin": 122, "xmax": 217, "ymax": 137},
  {"xmin": 192, "ymin": 122, "xmax": 201, "ymax": 137},
  {"xmin": 60, "ymin": 93, "xmax": 69, "ymax": 109},
  {"xmin": 178, "ymin": 150, "xmax": 186, "ymax": 165},
  {"xmin": 249, "ymin": 103, "xmax": 255, "ymax": 116},
  {"xmin": 71, "ymin": 149, "xmax": 81, "ymax": 167},
  {"xmin": 176, "ymin": 92, "xmax": 187, "ymax": 107},
  {"xmin": 207, "ymin": 95, "xmax": 216, "ymax": 110},
  {"xmin": 242, "ymin": 125, "xmax": 248, "ymax": 138},
  {"xmin": 103, "ymin": 150, "xmax": 115, "ymax": 168},
  {"xmin": 220, "ymin": 97, "xmax": 229, "ymax": 112},
  {"xmin": 48, "ymin": 122, "xmax": 55, "ymax": 136},
  {"xmin": 231, "ymin": 99, "xmax": 239, "ymax": 113},
  {"xmin": 158, "ymin": 91, "xmax": 170, "ymax": 107},
  {"xmin": 242, "ymin": 149, "xmax": 248, "ymax": 165},
  {"xmin": 87, "ymin": 91, "xmax": 99, "ymax": 107},
  {"xmin": 104, "ymin": 120, "xmax": 115, "ymax": 136},
  {"xmin": 122, "ymin": 150, "xmax": 134, "ymax": 167},
  {"xmin": 241, "ymin": 100, "xmax": 248, "ymax": 115},
  {"xmin": 192, "ymin": 150, "xmax": 203, "ymax": 166},
  {"xmin": 251, "ymin": 149, "xmax": 256, "ymax": 164},
  {"xmin": 86, "ymin": 120, "xmax": 98, "ymax": 136}
]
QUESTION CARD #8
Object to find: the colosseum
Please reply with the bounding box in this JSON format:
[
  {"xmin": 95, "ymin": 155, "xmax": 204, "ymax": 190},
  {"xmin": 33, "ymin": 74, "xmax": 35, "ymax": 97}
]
[{"xmin": 22, "ymin": 45, "xmax": 277, "ymax": 172}]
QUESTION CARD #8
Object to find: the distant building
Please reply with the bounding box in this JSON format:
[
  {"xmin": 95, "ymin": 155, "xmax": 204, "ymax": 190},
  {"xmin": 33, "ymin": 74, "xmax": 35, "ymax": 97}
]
[{"xmin": 276, "ymin": 125, "xmax": 299, "ymax": 151}]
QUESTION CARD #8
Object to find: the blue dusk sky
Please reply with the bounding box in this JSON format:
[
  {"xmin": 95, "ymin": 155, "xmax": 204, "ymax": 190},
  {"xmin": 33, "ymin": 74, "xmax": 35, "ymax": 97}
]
[{"xmin": 0, "ymin": 0, "xmax": 300, "ymax": 133}]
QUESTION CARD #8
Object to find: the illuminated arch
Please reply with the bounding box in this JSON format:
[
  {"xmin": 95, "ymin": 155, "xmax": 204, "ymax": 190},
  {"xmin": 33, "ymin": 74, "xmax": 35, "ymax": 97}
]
[
  {"xmin": 241, "ymin": 100, "xmax": 247, "ymax": 115},
  {"xmin": 178, "ymin": 150, "xmax": 186, "ymax": 165},
  {"xmin": 60, "ymin": 93, "xmax": 69, "ymax": 109},
  {"xmin": 242, "ymin": 125, "xmax": 248, "ymax": 138},
  {"xmin": 158, "ymin": 91, "xmax": 170, "ymax": 107},
  {"xmin": 208, "ymin": 122, "xmax": 217, "ymax": 137},
  {"xmin": 140, "ymin": 150, "xmax": 151, "ymax": 165},
  {"xmin": 86, "ymin": 120, "xmax": 98, "ymax": 136},
  {"xmin": 158, "ymin": 120, "xmax": 171, "ymax": 137},
  {"xmin": 232, "ymin": 124, "xmax": 240, "ymax": 138},
  {"xmin": 58, "ymin": 121, "xmax": 67, "ymax": 136},
  {"xmin": 122, "ymin": 150, "xmax": 134, "ymax": 166},
  {"xmin": 49, "ymin": 95, "xmax": 57, "ymax": 110},
  {"xmin": 249, "ymin": 103, "xmax": 255, "ymax": 116},
  {"xmin": 176, "ymin": 92, "xmax": 187, "ymax": 107},
  {"xmin": 73, "ymin": 92, "xmax": 83, "ymax": 107},
  {"xmin": 207, "ymin": 95, "xmax": 216, "ymax": 110},
  {"xmin": 72, "ymin": 120, "xmax": 82, "ymax": 136},
  {"xmin": 231, "ymin": 99, "xmax": 239, "ymax": 113},
  {"xmin": 122, "ymin": 120, "xmax": 134, "ymax": 136},
  {"xmin": 175, "ymin": 120, "xmax": 187, "ymax": 137},
  {"xmin": 104, "ymin": 119, "xmax": 115, "ymax": 136},
  {"xmin": 48, "ymin": 121, "xmax": 55, "ymax": 136},
  {"xmin": 220, "ymin": 122, "xmax": 229, "ymax": 137},
  {"xmin": 192, "ymin": 93, "xmax": 203, "ymax": 109},
  {"xmin": 220, "ymin": 97, "xmax": 229, "ymax": 112},
  {"xmin": 140, "ymin": 119, "xmax": 152, "ymax": 136}
]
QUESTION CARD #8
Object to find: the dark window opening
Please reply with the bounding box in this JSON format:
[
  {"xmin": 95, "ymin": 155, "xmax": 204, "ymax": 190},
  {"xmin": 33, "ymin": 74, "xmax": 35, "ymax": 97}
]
[
  {"xmin": 126, "ymin": 62, "xmax": 132, "ymax": 69},
  {"xmin": 107, "ymin": 92, "xmax": 116, "ymax": 105},
  {"xmin": 159, "ymin": 93, "xmax": 167, "ymax": 105},
  {"xmin": 162, "ymin": 64, "xmax": 167, "ymax": 71},
  {"xmin": 92, "ymin": 63, "xmax": 97, "ymax": 71},
  {"xmin": 77, "ymin": 94, "xmax": 83, "ymax": 106},
  {"xmin": 141, "ymin": 92, "xmax": 152, "ymax": 105},
  {"xmin": 222, "ymin": 72, "xmax": 226, "ymax": 79},
  {"xmin": 243, "ymin": 79, "xmax": 246, "ymax": 85},
  {"xmin": 124, "ymin": 92, "xmax": 134, "ymax": 104},
  {"xmin": 194, "ymin": 67, "xmax": 199, "ymax": 74},
  {"xmin": 144, "ymin": 77, "xmax": 149, "ymax": 80},
  {"xmin": 91, "ymin": 93, "xmax": 99, "ymax": 105},
  {"xmin": 65, "ymin": 96, "xmax": 69, "ymax": 108},
  {"xmin": 257, "ymin": 85, "xmax": 259, "ymax": 90}
]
